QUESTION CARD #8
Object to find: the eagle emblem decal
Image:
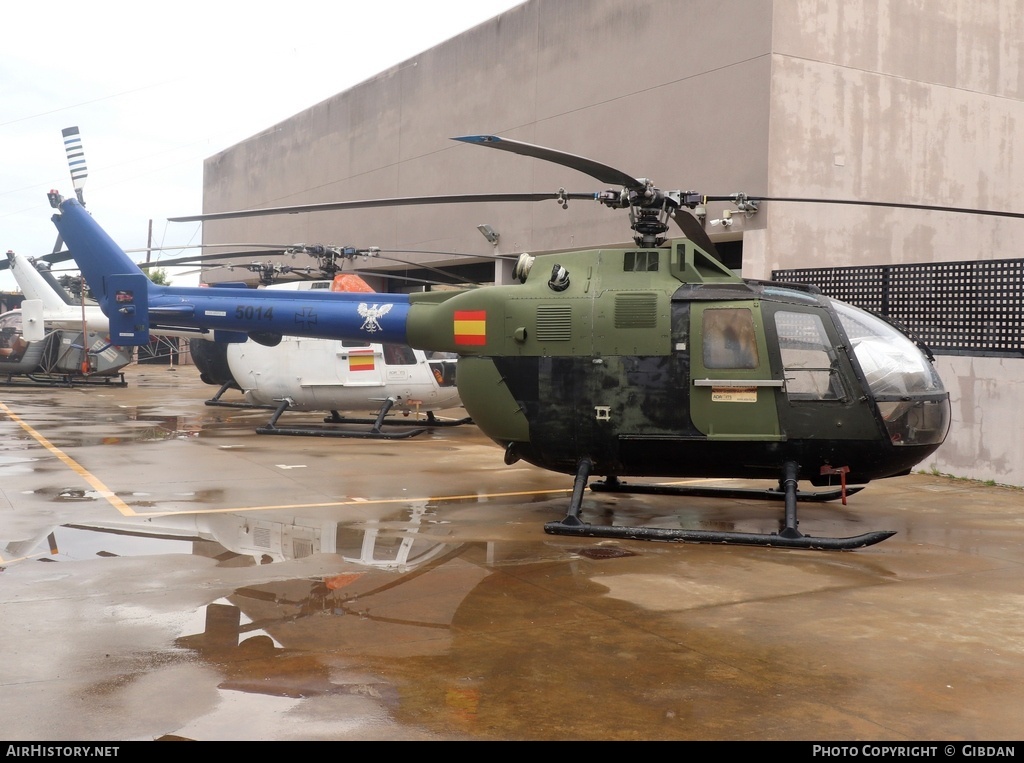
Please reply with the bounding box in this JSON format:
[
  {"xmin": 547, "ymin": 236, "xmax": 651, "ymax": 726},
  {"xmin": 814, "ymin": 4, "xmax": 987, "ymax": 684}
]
[{"xmin": 357, "ymin": 303, "xmax": 393, "ymax": 334}]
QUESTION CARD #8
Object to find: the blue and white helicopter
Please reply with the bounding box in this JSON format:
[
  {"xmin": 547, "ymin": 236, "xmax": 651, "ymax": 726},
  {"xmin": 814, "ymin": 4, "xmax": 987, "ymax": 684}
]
[{"xmin": 195, "ymin": 274, "xmax": 465, "ymax": 440}]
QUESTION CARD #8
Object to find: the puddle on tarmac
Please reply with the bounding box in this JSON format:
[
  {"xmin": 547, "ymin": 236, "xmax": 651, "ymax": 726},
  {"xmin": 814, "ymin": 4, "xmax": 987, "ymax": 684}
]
[
  {"xmin": 0, "ymin": 454, "xmax": 38, "ymax": 476},
  {"xmin": 56, "ymin": 488, "xmax": 99, "ymax": 502},
  {"xmin": 19, "ymin": 409, "xmax": 270, "ymax": 448},
  {"xmin": 7, "ymin": 525, "xmax": 194, "ymax": 563}
]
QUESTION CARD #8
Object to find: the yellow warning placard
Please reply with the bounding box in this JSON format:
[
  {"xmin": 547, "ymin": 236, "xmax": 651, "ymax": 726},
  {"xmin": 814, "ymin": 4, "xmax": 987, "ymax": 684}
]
[{"xmin": 711, "ymin": 386, "xmax": 758, "ymax": 403}]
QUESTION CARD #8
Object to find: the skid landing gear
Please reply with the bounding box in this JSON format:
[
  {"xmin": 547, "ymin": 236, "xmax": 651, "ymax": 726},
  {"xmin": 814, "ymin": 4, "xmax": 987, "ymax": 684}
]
[
  {"xmin": 3, "ymin": 371, "xmax": 127, "ymax": 388},
  {"xmin": 204, "ymin": 381, "xmax": 273, "ymax": 409},
  {"xmin": 202, "ymin": 378, "xmax": 272, "ymax": 407},
  {"xmin": 544, "ymin": 460, "xmax": 895, "ymax": 550},
  {"xmin": 255, "ymin": 397, "xmax": 472, "ymax": 440}
]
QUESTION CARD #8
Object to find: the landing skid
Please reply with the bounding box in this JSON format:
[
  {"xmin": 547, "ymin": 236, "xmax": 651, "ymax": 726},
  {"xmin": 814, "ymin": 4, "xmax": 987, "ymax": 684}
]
[
  {"xmin": 322, "ymin": 410, "xmax": 472, "ymax": 429},
  {"xmin": 204, "ymin": 381, "xmax": 273, "ymax": 409},
  {"xmin": 255, "ymin": 398, "xmax": 472, "ymax": 440},
  {"xmin": 2, "ymin": 372, "xmax": 127, "ymax": 388},
  {"xmin": 589, "ymin": 477, "xmax": 865, "ymax": 503},
  {"xmin": 544, "ymin": 460, "xmax": 895, "ymax": 550}
]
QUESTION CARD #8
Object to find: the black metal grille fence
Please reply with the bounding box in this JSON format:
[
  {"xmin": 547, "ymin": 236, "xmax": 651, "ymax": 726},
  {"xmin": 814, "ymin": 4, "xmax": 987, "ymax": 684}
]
[{"xmin": 772, "ymin": 259, "xmax": 1024, "ymax": 357}]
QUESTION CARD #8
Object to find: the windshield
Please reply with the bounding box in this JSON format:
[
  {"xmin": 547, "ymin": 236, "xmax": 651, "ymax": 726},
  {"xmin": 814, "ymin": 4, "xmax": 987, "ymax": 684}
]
[
  {"xmin": 831, "ymin": 300, "xmax": 948, "ymax": 447},
  {"xmin": 832, "ymin": 300, "xmax": 943, "ymax": 397}
]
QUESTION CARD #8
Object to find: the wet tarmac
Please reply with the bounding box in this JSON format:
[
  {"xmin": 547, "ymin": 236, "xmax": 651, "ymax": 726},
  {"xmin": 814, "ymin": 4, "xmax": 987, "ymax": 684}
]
[{"xmin": 1, "ymin": 366, "xmax": 1022, "ymax": 741}]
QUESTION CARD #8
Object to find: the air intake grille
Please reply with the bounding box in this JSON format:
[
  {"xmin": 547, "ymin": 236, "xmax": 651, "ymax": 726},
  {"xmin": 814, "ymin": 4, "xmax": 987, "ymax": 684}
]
[
  {"xmin": 253, "ymin": 526, "xmax": 272, "ymax": 549},
  {"xmin": 536, "ymin": 305, "xmax": 572, "ymax": 341},
  {"xmin": 614, "ymin": 293, "xmax": 658, "ymax": 328}
]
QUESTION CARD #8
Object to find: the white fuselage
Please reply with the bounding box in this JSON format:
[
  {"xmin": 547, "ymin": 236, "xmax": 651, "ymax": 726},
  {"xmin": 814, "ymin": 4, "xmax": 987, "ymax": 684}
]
[{"xmin": 227, "ymin": 336, "xmax": 461, "ymax": 412}]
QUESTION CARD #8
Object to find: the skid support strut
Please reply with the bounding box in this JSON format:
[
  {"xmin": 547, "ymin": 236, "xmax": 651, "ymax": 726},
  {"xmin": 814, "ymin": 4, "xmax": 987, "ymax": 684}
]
[
  {"xmin": 256, "ymin": 397, "xmax": 427, "ymax": 439},
  {"xmin": 780, "ymin": 460, "xmax": 801, "ymax": 539},
  {"xmin": 544, "ymin": 459, "xmax": 895, "ymax": 550}
]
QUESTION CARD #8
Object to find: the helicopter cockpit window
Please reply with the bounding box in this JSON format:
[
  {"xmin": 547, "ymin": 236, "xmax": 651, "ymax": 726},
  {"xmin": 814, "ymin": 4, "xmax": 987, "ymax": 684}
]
[
  {"xmin": 702, "ymin": 308, "xmax": 759, "ymax": 369},
  {"xmin": 775, "ymin": 311, "xmax": 843, "ymax": 400},
  {"xmin": 624, "ymin": 251, "xmax": 659, "ymax": 272},
  {"xmin": 382, "ymin": 344, "xmax": 416, "ymax": 366},
  {"xmin": 0, "ymin": 312, "xmax": 28, "ymax": 361},
  {"xmin": 832, "ymin": 300, "xmax": 949, "ymax": 447},
  {"xmin": 832, "ymin": 301, "xmax": 943, "ymax": 396},
  {"xmin": 0, "ymin": 312, "xmax": 22, "ymax": 332}
]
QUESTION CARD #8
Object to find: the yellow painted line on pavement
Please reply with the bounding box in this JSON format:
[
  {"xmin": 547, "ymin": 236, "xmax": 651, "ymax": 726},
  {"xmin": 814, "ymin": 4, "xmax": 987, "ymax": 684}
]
[
  {"xmin": 0, "ymin": 400, "xmax": 728, "ymax": 520},
  {"xmin": 130, "ymin": 478, "xmax": 728, "ymax": 518},
  {"xmin": 0, "ymin": 401, "xmax": 137, "ymax": 517}
]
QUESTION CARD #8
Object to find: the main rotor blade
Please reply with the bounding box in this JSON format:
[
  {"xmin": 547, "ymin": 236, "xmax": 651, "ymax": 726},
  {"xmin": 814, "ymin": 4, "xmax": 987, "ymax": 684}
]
[
  {"xmin": 132, "ymin": 250, "xmax": 293, "ymax": 269},
  {"xmin": 379, "ymin": 248, "xmax": 515, "ymax": 263},
  {"xmin": 168, "ymin": 192, "xmax": 595, "ymax": 223},
  {"xmin": 453, "ymin": 136, "xmax": 726, "ymax": 257},
  {"xmin": 744, "ymin": 196, "xmax": 1024, "ymax": 219},
  {"xmin": 364, "ymin": 254, "xmax": 478, "ymax": 285},
  {"xmin": 170, "ymin": 247, "xmax": 502, "ymax": 275},
  {"xmin": 0, "ymin": 244, "xmax": 294, "ymax": 272},
  {"xmin": 356, "ymin": 269, "xmax": 475, "ymax": 288},
  {"xmin": 453, "ymin": 135, "xmax": 644, "ymax": 190},
  {"xmin": 33, "ymin": 244, "xmax": 508, "ymax": 279},
  {"xmin": 124, "ymin": 242, "xmax": 291, "ymax": 253},
  {"xmin": 0, "ymin": 250, "xmax": 76, "ymax": 272}
]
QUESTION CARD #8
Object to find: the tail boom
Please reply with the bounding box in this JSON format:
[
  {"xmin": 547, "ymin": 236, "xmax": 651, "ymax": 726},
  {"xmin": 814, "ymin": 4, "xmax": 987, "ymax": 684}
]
[{"xmin": 52, "ymin": 199, "xmax": 413, "ymax": 346}]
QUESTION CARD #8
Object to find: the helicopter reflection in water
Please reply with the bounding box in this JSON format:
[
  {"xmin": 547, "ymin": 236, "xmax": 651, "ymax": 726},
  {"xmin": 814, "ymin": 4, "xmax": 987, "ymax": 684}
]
[
  {"xmin": 0, "ymin": 501, "xmax": 495, "ymax": 732},
  {"xmin": 4, "ymin": 497, "xmax": 459, "ymax": 568},
  {"xmin": 30, "ymin": 411, "xmax": 206, "ymax": 449}
]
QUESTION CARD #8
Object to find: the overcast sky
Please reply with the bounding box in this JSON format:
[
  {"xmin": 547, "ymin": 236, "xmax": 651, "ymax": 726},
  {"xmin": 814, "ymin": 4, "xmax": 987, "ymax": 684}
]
[{"xmin": 0, "ymin": 0, "xmax": 524, "ymax": 292}]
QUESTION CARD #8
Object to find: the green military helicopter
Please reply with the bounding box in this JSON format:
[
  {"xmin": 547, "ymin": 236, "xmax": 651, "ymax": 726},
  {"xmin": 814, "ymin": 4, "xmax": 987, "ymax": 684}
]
[{"xmin": 57, "ymin": 136, "xmax": 967, "ymax": 550}]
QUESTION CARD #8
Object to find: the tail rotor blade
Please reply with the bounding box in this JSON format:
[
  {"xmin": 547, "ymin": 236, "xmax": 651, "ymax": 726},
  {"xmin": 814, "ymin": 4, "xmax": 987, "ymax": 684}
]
[{"xmin": 62, "ymin": 126, "xmax": 88, "ymax": 205}]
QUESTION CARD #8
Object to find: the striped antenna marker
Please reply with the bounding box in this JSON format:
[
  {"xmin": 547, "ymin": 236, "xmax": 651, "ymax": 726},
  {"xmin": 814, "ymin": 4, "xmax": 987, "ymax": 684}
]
[{"xmin": 62, "ymin": 126, "xmax": 88, "ymax": 204}]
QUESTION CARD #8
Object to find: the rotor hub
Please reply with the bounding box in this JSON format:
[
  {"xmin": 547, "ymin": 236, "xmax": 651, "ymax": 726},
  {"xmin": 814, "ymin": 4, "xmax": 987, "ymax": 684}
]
[{"xmin": 630, "ymin": 208, "xmax": 670, "ymax": 247}]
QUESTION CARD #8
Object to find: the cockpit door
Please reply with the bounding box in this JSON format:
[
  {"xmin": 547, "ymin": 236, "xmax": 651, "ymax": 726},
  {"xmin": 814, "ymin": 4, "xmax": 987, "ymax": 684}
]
[{"xmin": 690, "ymin": 302, "xmax": 782, "ymax": 439}]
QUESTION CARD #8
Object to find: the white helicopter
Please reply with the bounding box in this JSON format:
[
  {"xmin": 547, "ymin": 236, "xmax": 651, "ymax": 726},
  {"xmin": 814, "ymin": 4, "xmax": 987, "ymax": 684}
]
[
  {"xmin": 0, "ymin": 307, "xmax": 48, "ymax": 378},
  {"xmin": 200, "ymin": 272, "xmax": 468, "ymax": 439},
  {"xmin": 1, "ymin": 250, "xmax": 133, "ymax": 381},
  {"xmin": 2, "ymin": 249, "xmax": 214, "ymax": 383},
  {"xmin": 1, "ymin": 127, "xmax": 193, "ymax": 383}
]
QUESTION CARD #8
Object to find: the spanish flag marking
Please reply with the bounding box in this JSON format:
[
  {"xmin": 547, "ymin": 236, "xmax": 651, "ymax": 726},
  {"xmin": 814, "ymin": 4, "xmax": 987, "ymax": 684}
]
[
  {"xmin": 348, "ymin": 351, "xmax": 375, "ymax": 372},
  {"xmin": 454, "ymin": 310, "xmax": 487, "ymax": 345}
]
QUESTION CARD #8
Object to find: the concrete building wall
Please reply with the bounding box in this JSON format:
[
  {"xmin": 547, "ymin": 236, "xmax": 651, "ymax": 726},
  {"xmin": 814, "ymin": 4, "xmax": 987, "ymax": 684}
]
[
  {"xmin": 752, "ymin": 1, "xmax": 1024, "ymax": 486},
  {"xmin": 202, "ymin": 0, "xmax": 775, "ymax": 261},
  {"xmin": 201, "ymin": 0, "xmax": 1024, "ymax": 486}
]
